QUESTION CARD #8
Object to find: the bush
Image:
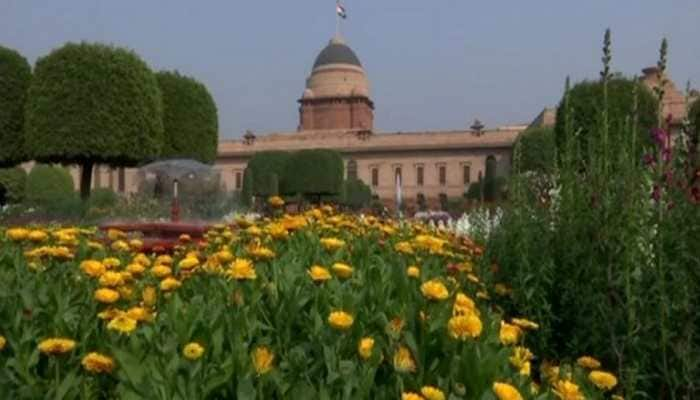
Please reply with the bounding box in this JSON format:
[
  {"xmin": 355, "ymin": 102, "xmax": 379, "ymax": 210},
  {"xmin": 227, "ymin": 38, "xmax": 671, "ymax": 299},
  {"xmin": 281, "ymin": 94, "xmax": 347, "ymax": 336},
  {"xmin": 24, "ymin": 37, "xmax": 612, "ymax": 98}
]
[
  {"xmin": 515, "ymin": 127, "xmax": 556, "ymax": 174},
  {"xmin": 555, "ymin": 76, "xmax": 658, "ymax": 163},
  {"xmin": 25, "ymin": 164, "xmax": 75, "ymax": 208},
  {"xmin": 0, "ymin": 46, "xmax": 31, "ymax": 167},
  {"xmin": 284, "ymin": 149, "xmax": 343, "ymax": 201},
  {"xmin": 0, "ymin": 167, "xmax": 27, "ymax": 204},
  {"xmin": 86, "ymin": 188, "xmax": 119, "ymax": 210},
  {"xmin": 244, "ymin": 151, "xmax": 291, "ymax": 197},
  {"xmin": 342, "ymin": 178, "xmax": 372, "ymax": 210}
]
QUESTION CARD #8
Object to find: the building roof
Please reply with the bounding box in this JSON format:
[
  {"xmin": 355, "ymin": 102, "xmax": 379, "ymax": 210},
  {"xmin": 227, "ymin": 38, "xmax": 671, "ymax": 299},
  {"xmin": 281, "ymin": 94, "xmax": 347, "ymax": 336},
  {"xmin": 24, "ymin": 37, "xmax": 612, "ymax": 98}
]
[{"xmin": 313, "ymin": 37, "xmax": 362, "ymax": 69}]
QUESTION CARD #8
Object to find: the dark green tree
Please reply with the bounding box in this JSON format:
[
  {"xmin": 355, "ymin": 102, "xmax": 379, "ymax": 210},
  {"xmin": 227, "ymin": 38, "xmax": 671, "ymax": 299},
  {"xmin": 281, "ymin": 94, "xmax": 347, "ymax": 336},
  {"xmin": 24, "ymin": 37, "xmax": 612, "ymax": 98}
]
[
  {"xmin": 156, "ymin": 71, "xmax": 218, "ymax": 163},
  {"xmin": 515, "ymin": 127, "xmax": 556, "ymax": 174},
  {"xmin": 690, "ymin": 98, "xmax": 700, "ymax": 140},
  {"xmin": 342, "ymin": 178, "xmax": 372, "ymax": 210},
  {"xmin": 25, "ymin": 164, "xmax": 75, "ymax": 207},
  {"xmin": 25, "ymin": 42, "xmax": 164, "ymax": 200},
  {"xmin": 0, "ymin": 167, "xmax": 27, "ymax": 204},
  {"xmin": 484, "ymin": 156, "xmax": 499, "ymax": 202},
  {"xmin": 555, "ymin": 77, "xmax": 658, "ymax": 161},
  {"xmin": 240, "ymin": 168, "xmax": 253, "ymax": 208},
  {"xmin": 244, "ymin": 151, "xmax": 291, "ymax": 197},
  {"xmin": 0, "ymin": 46, "xmax": 31, "ymax": 167},
  {"xmin": 284, "ymin": 149, "xmax": 343, "ymax": 202}
]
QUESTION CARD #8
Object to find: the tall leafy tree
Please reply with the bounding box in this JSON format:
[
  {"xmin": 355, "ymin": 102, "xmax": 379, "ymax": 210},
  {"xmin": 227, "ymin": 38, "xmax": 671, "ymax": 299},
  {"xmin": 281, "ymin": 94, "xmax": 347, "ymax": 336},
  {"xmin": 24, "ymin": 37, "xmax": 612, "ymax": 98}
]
[
  {"xmin": 0, "ymin": 45, "xmax": 31, "ymax": 167},
  {"xmin": 515, "ymin": 127, "xmax": 556, "ymax": 174},
  {"xmin": 25, "ymin": 42, "xmax": 163, "ymax": 199},
  {"xmin": 244, "ymin": 151, "xmax": 292, "ymax": 197},
  {"xmin": 284, "ymin": 149, "xmax": 343, "ymax": 202},
  {"xmin": 156, "ymin": 71, "xmax": 219, "ymax": 163}
]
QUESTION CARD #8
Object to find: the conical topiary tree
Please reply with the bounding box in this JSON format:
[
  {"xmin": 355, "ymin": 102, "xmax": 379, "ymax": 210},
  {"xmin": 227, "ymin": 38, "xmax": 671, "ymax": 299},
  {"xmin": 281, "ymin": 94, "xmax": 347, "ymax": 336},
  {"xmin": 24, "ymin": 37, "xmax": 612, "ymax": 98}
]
[{"xmin": 0, "ymin": 45, "xmax": 31, "ymax": 167}]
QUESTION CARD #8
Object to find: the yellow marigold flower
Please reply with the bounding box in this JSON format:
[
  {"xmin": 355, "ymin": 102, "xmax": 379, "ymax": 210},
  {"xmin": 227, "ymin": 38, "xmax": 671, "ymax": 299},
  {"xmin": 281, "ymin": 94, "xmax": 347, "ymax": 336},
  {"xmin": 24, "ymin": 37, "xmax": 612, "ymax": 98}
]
[
  {"xmin": 126, "ymin": 306, "xmax": 152, "ymax": 322},
  {"xmin": 87, "ymin": 241, "xmax": 104, "ymax": 250},
  {"xmin": 126, "ymin": 263, "xmax": 146, "ymax": 276},
  {"xmin": 98, "ymin": 271, "xmax": 124, "ymax": 287},
  {"xmin": 358, "ymin": 337, "xmax": 374, "ymax": 360},
  {"xmin": 509, "ymin": 347, "xmax": 533, "ymax": 376},
  {"xmin": 0, "ymin": 335, "xmax": 6, "ymax": 350},
  {"xmin": 107, "ymin": 229, "xmax": 126, "ymax": 241},
  {"xmin": 453, "ymin": 292, "xmax": 478, "ymax": 316},
  {"xmin": 511, "ymin": 318, "xmax": 539, "ymax": 330},
  {"xmin": 576, "ymin": 355, "xmax": 601, "ymax": 369},
  {"xmin": 540, "ymin": 361, "xmax": 560, "ymax": 383},
  {"xmin": 421, "ymin": 386, "xmax": 445, "ymax": 400},
  {"xmin": 28, "ymin": 230, "xmax": 48, "ymax": 242},
  {"xmin": 155, "ymin": 255, "xmax": 173, "ymax": 265},
  {"xmin": 328, "ymin": 311, "xmax": 354, "ymax": 330},
  {"xmin": 102, "ymin": 257, "xmax": 121, "ymax": 269},
  {"xmin": 81, "ymin": 260, "xmax": 106, "ymax": 278},
  {"xmin": 82, "ymin": 352, "xmax": 115, "ymax": 374},
  {"xmin": 492, "ymin": 382, "xmax": 523, "ymax": 400},
  {"xmin": 178, "ymin": 257, "xmax": 200, "ymax": 270},
  {"xmin": 268, "ymin": 195, "xmax": 285, "ymax": 207},
  {"xmin": 331, "ymin": 263, "xmax": 353, "ymax": 279},
  {"xmin": 394, "ymin": 241, "xmax": 414, "ymax": 254},
  {"xmin": 308, "ymin": 265, "xmax": 332, "ymax": 282},
  {"xmin": 107, "ymin": 314, "xmax": 137, "ymax": 335},
  {"xmin": 183, "ymin": 342, "xmax": 205, "ymax": 360},
  {"xmin": 129, "ymin": 239, "xmax": 143, "ymax": 251},
  {"xmin": 467, "ymin": 273, "xmax": 480, "ymax": 283},
  {"xmin": 97, "ymin": 308, "xmax": 122, "ymax": 321},
  {"xmin": 151, "ymin": 265, "xmax": 172, "ymax": 278},
  {"xmin": 252, "ymin": 346, "xmax": 274, "ymax": 375},
  {"xmin": 320, "ymin": 237, "xmax": 345, "ymax": 251},
  {"xmin": 38, "ymin": 338, "xmax": 76, "ymax": 355},
  {"xmin": 216, "ymin": 250, "xmax": 234, "ymax": 263},
  {"xmin": 499, "ymin": 321, "xmax": 522, "ymax": 345},
  {"xmin": 393, "ymin": 346, "xmax": 416, "ymax": 373},
  {"xmin": 118, "ymin": 285, "xmax": 134, "ymax": 300},
  {"xmin": 6, "ymin": 227, "xmax": 30, "ymax": 241},
  {"xmin": 588, "ymin": 370, "xmax": 618, "ymax": 391},
  {"xmin": 160, "ymin": 277, "xmax": 182, "ymax": 291},
  {"xmin": 94, "ymin": 288, "xmax": 120, "ymax": 304},
  {"xmin": 552, "ymin": 379, "xmax": 584, "ymax": 400},
  {"xmin": 447, "ymin": 314, "xmax": 482, "ymax": 340},
  {"xmin": 228, "ymin": 258, "xmax": 256, "ymax": 280},
  {"xmin": 246, "ymin": 226, "xmax": 262, "ymax": 236},
  {"xmin": 407, "ymin": 266, "xmax": 420, "ymax": 278},
  {"xmin": 420, "ymin": 279, "xmax": 449, "ymax": 301},
  {"xmin": 133, "ymin": 253, "xmax": 151, "ymax": 267},
  {"xmin": 401, "ymin": 392, "xmax": 424, "ymax": 400},
  {"xmin": 142, "ymin": 286, "xmax": 157, "ymax": 307},
  {"xmin": 111, "ymin": 240, "xmax": 130, "ymax": 252}
]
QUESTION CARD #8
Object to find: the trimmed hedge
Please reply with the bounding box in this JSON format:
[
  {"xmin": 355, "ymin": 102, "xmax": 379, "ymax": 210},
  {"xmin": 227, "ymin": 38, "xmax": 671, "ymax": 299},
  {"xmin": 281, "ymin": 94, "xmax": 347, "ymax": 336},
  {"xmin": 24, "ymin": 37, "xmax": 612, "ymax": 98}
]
[
  {"xmin": 0, "ymin": 46, "xmax": 31, "ymax": 167},
  {"xmin": 156, "ymin": 71, "xmax": 219, "ymax": 163},
  {"xmin": 555, "ymin": 77, "xmax": 658, "ymax": 160},
  {"xmin": 515, "ymin": 127, "xmax": 556, "ymax": 174},
  {"xmin": 284, "ymin": 149, "xmax": 343, "ymax": 199},
  {"xmin": 342, "ymin": 178, "xmax": 372, "ymax": 210},
  {"xmin": 0, "ymin": 167, "xmax": 27, "ymax": 204},
  {"xmin": 25, "ymin": 42, "xmax": 163, "ymax": 199},
  {"xmin": 244, "ymin": 151, "xmax": 291, "ymax": 197},
  {"xmin": 25, "ymin": 164, "xmax": 75, "ymax": 207}
]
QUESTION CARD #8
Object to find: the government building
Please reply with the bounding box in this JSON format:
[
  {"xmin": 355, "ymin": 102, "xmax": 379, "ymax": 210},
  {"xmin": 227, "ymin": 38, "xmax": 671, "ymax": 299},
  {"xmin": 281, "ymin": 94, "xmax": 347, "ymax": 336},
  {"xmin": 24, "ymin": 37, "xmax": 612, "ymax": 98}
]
[{"xmin": 80, "ymin": 35, "xmax": 695, "ymax": 210}]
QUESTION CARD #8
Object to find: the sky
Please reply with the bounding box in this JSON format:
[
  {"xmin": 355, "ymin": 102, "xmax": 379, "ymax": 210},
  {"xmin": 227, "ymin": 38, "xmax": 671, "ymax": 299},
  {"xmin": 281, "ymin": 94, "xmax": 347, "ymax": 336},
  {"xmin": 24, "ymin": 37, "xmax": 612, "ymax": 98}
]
[{"xmin": 1, "ymin": 1, "xmax": 699, "ymax": 139}]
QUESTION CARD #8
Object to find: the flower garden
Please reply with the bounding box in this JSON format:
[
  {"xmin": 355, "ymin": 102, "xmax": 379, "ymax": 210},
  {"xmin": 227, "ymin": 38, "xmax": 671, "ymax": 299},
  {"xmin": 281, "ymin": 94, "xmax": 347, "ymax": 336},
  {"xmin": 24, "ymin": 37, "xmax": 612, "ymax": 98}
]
[{"xmin": 0, "ymin": 206, "xmax": 621, "ymax": 399}]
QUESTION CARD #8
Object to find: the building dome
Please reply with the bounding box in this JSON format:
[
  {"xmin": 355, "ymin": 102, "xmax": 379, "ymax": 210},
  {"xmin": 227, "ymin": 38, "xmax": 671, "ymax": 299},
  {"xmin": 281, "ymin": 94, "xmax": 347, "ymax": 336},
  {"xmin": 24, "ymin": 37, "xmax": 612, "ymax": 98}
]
[{"xmin": 304, "ymin": 36, "xmax": 370, "ymax": 99}]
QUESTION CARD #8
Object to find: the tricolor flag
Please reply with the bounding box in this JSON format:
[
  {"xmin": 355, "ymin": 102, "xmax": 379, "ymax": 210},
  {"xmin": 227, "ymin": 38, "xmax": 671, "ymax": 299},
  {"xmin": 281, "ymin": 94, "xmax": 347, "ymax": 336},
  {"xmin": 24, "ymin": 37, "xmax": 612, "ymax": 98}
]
[{"xmin": 336, "ymin": 2, "xmax": 347, "ymax": 19}]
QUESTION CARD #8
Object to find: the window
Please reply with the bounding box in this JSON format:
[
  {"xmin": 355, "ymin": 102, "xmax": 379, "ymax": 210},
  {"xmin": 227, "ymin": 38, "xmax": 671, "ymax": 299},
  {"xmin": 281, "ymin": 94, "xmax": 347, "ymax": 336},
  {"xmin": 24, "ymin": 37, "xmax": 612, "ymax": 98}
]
[
  {"xmin": 417, "ymin": 166, "xmax": 424, "ymax": 186},
  {"xmin": 463, "ymin": 164, "xmax": 471, "ymax": 185},
  {"xmin": 439, "ymin": 166, "xmax": 446, "ymax": 186},
  {"xmin": 371, "ymin": 168, "xmax": 379, "ymax": 187},
  {"xmin": 347, "ymin": 160, "xmax": 358, "ymax": 180},
  {"xmin": 235, "ymin": 172, "xmax": 242, "ymax": 190}
]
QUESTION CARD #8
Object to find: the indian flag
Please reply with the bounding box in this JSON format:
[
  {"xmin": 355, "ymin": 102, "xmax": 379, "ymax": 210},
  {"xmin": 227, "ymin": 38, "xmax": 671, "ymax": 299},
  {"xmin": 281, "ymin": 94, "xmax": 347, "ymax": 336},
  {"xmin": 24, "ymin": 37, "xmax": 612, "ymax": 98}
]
[{"xmin": 336, "ymin": 2, "xmax": 347, "ymax": 19}]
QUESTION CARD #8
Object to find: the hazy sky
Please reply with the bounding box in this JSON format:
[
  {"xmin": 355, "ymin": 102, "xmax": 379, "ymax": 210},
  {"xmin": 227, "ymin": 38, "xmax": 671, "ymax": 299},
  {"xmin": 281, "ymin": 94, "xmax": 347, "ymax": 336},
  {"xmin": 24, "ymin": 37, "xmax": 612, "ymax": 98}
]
[{"xmin": 2, "ymin": 1, "xmax": 699, "ymax": 139}]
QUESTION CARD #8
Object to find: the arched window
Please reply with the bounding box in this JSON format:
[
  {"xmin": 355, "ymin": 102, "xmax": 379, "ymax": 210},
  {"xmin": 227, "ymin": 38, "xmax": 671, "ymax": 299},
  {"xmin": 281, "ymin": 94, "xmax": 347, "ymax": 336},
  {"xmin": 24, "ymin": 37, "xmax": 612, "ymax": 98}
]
[{"xmin": 347, "ymin": 159, "xmax": 358, "ymax": 180}]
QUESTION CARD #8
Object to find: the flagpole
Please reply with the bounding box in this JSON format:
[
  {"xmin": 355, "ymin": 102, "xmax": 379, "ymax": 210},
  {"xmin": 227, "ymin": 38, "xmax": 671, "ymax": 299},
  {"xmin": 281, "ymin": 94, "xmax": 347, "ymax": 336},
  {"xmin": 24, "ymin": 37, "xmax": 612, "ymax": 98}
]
[{"xmin": 335, "ymin": 2, "xmax": 340, "ymax": 38}]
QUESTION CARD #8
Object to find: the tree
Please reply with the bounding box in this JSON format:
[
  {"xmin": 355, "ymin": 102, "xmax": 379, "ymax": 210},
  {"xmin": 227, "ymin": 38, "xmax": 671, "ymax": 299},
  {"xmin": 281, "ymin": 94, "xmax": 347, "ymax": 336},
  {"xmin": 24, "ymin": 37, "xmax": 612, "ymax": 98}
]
[
  {"xmin": 555, "ymin": 77, "xmax": 658, "ymax": 161},
  {"xmin": 515, "ymin": 127, "xmax": 556, "ymax": 174},
  {"xmin": 240, "ymin": 168, "xmax": 253, "ymax": 208},
  {"xmin": 0, "ymin": 46, "xmax": 31, "ymax": 167},
  {"xmin": 25, "ymin": 42, "xmax": 163, "ymax": 200},
  {"xmin": 244, "ymin": 151, "xmax": 291, "ymax": 197},
  {"xmin": 690, "ymin": 98, "xmax": 700, "ymax": 141},
  {"xmin": 156, "ymin": 71, "xmax": 219, "ymax": 163},
  {"xmin": 0, "ymin": 167, "xmax": 27, "ymax": 204},
  {"xmin": 342, "ymin": 178, "xmax": 372, "ymax": 210},
  {"xmin": 284, "ymin": 149, "xmax": 343, "ymax": 202},
  {"xmin": 25, "ymin": 164, "xmax": 75, "ymax": 207},
  {"xmin": 484, "ymin": 156, "xmax": 499, "ymax": 202}
]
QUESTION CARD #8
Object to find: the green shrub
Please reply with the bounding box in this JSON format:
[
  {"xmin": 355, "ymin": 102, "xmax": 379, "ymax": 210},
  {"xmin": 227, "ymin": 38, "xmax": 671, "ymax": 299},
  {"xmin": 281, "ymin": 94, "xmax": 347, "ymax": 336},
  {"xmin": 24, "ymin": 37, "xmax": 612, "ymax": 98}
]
[
  {"xmin": 87, "ymin": 188, "xmax": 119, "ymax": 210},
  {"xmin": 245, "ymin": 151, "xmax": 291, "ymax": 197},
  {"xmin": 342, "ymin": 178, "xmax": 372, "ymax": 210},
  {"xmin": 0, "ymin": 46, "xmax": 31, "ymax": 167},
  {"xmin": 240, "ymin": 168, "xmax": 253, "ymax": 208},
  {"xmin": 0, "ymin": 167, "xmax": 27, "ymax": 204},
  {"xmin": 515, "ymin": 127, "xmax": 556, "ymax": 174},
  {"xmin": 25, "ymin": 164, "xmax": 75, "ymax": 207},
  {"xmin": 156, "ymin": 71, "xmax": 218, "ymax": 163},
  {"xmin": 284, "ymin": 149, "xmax": 343, "ymax": 201}
]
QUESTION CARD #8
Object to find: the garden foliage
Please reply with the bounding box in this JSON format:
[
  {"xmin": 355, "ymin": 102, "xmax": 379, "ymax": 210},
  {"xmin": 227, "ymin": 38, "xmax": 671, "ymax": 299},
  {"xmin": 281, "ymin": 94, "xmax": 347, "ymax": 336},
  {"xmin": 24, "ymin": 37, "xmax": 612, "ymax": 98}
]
[
  {"xmin": 0, "ymin": 167, "xmax": 27, "ymax": 204},
  {"xmin": 284, "ymin": 149, "xmax": 344, "ymax": 200},
  {"xmin": 0, "ymin": 45, "xmax": 31, "ymax": 167},
  {"xmin": 157, "ymin": 71, "xmax": 219, "ymax": 164},
  {"xmin": 25, "ymin": 164, "xmax": 75, "ymax": 208},
  {"xmin": 341, "ymin": 178, "xmax": 372, "ymax": 210},
  {"xmin": 244, "ymin": 151, "xmax": 291, "ymax": 197},
  {"xmin": 487, "ymin": 32, "xmax": 700, "ymax": 398},
  {"xmin": 514, "ymin": 127, "xmax": 556, "ymax": 174},
  {"xmin": 24, "ymin": 42, "xmax": 164, "ymax": 199}
]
